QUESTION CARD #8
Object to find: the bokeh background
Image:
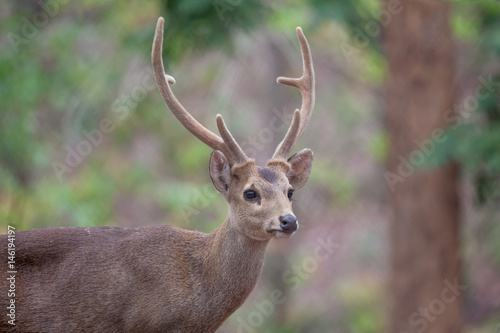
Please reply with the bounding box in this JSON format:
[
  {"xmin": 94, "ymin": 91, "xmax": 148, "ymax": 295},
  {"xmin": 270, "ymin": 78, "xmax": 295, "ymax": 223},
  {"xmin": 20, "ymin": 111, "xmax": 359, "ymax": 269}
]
[{"xmin": 1, "ymin": 1, "xmax": 499, "ymax": 332}]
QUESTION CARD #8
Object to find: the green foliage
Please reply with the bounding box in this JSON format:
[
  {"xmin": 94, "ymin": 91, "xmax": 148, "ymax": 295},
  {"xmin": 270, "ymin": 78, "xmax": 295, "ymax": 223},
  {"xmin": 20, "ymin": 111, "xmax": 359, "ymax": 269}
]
[
  {"xmin": 176, "ymin": 140, "xmax": 212, "ymax": 173},
  {"xmin": 367, "ymin": 131, "xmax": 389, "ymax": 162},
  {"xmin": 451, "ymin": 11, "xmax": 480, "ymax": 41},
  {"xmin": 309, "ymin": 0, "xmax": 382, "ymax": 51},
  {"xmin": 430, "ymin": 3, "xmax": 500, "ymax": 205},
  {"xmin": 160, "ymin": 0, "xmax": 268, "ymax": 64},
  {"xmin": 484, "ymin": 218, "xmax": 500, "ymax": 268},
  {"xmin": 338, "ymin": 278, "xmax": 384, "ymax": 333},
  {"xmin": 268, "ymin": 1, "xmax": 313, "ymax": 32},
  {"xmin": 309, "ymin": 159, "xmax": 356, "ymax": 205}
]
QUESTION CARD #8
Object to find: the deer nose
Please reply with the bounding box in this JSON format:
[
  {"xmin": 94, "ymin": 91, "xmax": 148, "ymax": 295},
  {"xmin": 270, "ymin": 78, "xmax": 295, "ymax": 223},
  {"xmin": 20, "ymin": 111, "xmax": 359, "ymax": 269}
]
[{"xmin": 280, "ymin": 215, "xmax": 297, "ymax": 233}]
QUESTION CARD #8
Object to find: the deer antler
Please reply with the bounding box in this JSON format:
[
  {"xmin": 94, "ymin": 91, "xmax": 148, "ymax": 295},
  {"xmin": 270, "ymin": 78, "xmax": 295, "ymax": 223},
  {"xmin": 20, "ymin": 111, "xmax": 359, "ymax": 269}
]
[
  {"xmin": 152, "ymin": 17, "xmax": 249, "ymax": 165},
  {"xmin": 272, "ymin": 27, "xmax": 315, "ymax": 161}
]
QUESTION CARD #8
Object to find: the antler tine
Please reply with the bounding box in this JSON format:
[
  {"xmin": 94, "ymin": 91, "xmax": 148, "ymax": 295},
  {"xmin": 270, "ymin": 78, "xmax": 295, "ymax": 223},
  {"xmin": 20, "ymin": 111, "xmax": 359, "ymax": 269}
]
[
  {"xmin": 272, "ymin": 27, "xmax": 315, "ymax": 160},
  {"xmin": 272, "ymin": 110, "xmax": 301, "ymax": 160},
  {"xmin": 215, "ymin": 115, "xmax": 249, "ymax": 164},
  {"xmin": 152, "ymin": 17, "xmax": 248, "ymax": 165}
]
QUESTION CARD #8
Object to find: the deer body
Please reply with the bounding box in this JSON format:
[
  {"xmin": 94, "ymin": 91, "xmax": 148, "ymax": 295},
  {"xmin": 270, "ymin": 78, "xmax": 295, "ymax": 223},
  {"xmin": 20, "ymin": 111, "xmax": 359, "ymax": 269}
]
[
  {"xmin": 2, "ymin": 222, "xmax": 267, "ymax": 332},
  {"xmin": 1, "ymin": 17, "xmax": 315, "ymax": 332}
]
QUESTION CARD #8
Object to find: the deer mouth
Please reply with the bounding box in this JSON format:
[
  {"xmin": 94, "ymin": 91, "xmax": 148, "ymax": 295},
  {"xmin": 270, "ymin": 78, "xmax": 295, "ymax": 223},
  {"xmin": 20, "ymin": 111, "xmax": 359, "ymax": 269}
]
[{"xmin": 267, "ymin": 229, "xmax": 295, "ymax": 239}]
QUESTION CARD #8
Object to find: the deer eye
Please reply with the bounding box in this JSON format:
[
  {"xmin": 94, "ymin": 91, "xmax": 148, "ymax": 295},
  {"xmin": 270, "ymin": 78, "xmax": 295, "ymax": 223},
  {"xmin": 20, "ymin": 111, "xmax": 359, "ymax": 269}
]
[
  {"xmin": 244, "ymin": 189, "xmax": 259, "ymax": 201},
  {"xmin": 287, "ymin": 189, "xmax": 294, "ymax": 200}
]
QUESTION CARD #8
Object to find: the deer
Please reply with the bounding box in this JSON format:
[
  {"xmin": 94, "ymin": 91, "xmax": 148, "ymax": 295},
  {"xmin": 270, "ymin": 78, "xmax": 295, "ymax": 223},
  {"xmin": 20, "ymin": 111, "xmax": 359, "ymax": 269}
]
[{"xmin": 0, "ymin": 17, "xmax": 315, "ymax": 333}]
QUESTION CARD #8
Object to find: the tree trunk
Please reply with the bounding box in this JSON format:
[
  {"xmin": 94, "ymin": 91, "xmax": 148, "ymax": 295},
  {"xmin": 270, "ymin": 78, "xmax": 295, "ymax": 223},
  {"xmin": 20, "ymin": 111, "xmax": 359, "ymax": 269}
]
[{"xmin": 382, "ymin": 1, "xmax": 462, "ymax": 332}]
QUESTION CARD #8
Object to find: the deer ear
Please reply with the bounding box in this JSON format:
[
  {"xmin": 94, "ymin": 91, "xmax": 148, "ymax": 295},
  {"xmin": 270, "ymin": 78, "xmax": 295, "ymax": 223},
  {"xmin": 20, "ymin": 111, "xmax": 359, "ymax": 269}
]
[
  {"xmin": 209, "ymin": 150, "xmax": 232, "ymax": 195},
  {"xmin": 287, "ymin": 149, "xmax": 313, "ymax": 190}
]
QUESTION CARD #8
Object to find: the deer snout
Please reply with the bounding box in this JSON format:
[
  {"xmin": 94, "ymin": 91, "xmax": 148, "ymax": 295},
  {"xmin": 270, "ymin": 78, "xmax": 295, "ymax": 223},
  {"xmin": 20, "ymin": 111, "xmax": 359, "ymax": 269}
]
[{"xmin": 279, "ymin": 215, "xmax": 298, "ymax": 233}]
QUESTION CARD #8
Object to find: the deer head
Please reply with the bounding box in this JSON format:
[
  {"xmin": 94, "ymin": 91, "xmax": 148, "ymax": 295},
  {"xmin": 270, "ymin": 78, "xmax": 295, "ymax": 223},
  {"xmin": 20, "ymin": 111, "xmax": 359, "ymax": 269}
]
[{"xmin": 152, "ymin": 17, "xmax": 314, "ymax": 241}]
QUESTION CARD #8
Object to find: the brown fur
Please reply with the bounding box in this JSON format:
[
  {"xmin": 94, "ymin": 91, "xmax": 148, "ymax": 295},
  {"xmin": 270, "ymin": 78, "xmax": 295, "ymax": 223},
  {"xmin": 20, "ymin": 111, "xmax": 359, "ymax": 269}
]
[{"xmin": 0, "ymin": 149, "xmax": 313, "ymax": 333}]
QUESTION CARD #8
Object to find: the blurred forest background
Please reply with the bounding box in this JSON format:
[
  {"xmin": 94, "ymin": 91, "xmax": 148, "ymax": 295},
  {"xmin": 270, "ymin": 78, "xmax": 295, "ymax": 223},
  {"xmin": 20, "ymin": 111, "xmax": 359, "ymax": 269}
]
[{"xmin": 1, "ymin": 0, "xmax": 499, "ymax": 332}]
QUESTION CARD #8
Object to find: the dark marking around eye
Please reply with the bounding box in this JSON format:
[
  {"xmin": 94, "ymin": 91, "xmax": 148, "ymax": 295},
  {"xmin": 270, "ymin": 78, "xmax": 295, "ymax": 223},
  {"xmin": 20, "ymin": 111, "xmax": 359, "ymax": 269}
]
[{"xmin": 258, "ymin": 167, "xmax": 278, "ymax": 184}]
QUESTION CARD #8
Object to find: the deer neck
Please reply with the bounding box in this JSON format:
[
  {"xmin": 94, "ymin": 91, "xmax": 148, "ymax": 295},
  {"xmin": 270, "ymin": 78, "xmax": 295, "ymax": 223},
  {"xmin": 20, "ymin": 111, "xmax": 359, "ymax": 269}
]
[{"xmin": 205, "ymin": 217, "xmax": 269, "ymax": 295}]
